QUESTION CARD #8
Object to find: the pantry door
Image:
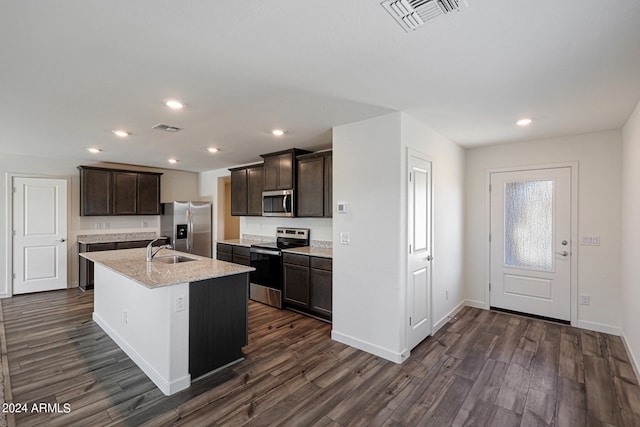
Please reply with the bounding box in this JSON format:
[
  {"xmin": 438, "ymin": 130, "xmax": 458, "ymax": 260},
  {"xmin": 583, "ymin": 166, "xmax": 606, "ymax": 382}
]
[
  {"xmin": 13, "ymin": 177, "xmax": 68, "ymax": 294},
  {"xmin": 490, "ymin": 167, "xmax": 572, "ymax": 321}
]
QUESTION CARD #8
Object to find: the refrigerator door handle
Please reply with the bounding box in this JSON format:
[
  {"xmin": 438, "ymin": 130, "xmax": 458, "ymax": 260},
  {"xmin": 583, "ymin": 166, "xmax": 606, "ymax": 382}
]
[{"xmin": 187, "ymin": 209, "xmax": 193, "ymax": 252}]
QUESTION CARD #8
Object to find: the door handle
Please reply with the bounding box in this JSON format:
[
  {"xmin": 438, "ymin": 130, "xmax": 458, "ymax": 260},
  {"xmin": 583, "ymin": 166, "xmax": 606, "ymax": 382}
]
[
  {"xmin": 283, "ymin": 195, "xmax": 288, "ymax": 213},
  {"xmin": 423, "ymin": 255, "xmax": 433, "ymax": 261},
  {"xmin": 58, "ymin": 238, "xmax": 67, "ymax": 243},
  {"xmin": 555, "ymin": 251, "xmax": 569, "ymax": 257}
]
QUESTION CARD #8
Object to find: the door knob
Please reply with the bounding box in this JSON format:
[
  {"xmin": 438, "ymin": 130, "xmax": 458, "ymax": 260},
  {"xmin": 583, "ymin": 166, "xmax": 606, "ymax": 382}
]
[
  {"xmin": 425, "ymin": 255, "xmax": 433, "ymax": 261},
  {"xmin": 59, "ymin": 238, "xmax": 67, "ymax": 243},
  {"xmin": 561, "ymin": 240, "xmax": 568, "ymax": 246},
  {"xmin": 555, "ymin": 251, "xmax": 569, "ymax": 257}
]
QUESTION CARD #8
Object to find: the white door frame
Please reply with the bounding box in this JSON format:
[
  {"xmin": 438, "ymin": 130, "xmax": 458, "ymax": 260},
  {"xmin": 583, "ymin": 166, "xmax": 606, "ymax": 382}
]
[
  {"xmin": 484, "ymin": 162, "xmax": 578, "ymax": 326},
  {"xmin": 4, "ymin": 172, "xmax": 71, "ymax": 298}
]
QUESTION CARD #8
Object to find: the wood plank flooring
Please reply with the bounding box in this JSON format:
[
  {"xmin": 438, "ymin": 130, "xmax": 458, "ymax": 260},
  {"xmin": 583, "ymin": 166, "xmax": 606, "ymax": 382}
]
[{"xmin": 1, "ymin": 289, "xmax": 639, "ymax": 426}]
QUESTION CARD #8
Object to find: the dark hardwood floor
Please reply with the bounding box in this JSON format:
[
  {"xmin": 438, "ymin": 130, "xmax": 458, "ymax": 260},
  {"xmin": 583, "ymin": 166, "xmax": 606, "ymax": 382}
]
[{"xmin": 1, "ymin": 289, "xmax": 639, "ymax": 426}]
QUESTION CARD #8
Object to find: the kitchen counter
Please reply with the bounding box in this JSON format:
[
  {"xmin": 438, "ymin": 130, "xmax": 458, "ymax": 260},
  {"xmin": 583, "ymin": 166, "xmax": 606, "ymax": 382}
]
[
  {"xmin": 77, "ymin": 232, "xmax": 168, "ymax": 244},
  {"xmin": 218, "ymin": 237, "xmax": 275, "ymax": 247},
  {"xmin": 283, "ymin": 246, "xmax": 333, "ymax": 258},
  {"xmin": 80, "ymin": 248, "xmax": 254, "ymax": 288},
  {"xmin": 86, "ymin": 247, "xmax": 252, "ymax": 396}
]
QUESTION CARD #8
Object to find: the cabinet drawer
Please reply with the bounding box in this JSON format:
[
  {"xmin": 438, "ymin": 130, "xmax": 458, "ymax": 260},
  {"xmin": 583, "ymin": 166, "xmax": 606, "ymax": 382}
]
[
  {"xmin": 283, "ymin": 252, "xmax": 310, "ymax": 267},
  {"xmin": 233, "ymin": 246, "xmax": 250, "ymax": 258},
  {"xmin": 216, "ymin": 243, "xmax": 233, "ymax": 254},
  {"xmin": 310, "ymin": 256, "xmax": 332, "ymax": 271}
]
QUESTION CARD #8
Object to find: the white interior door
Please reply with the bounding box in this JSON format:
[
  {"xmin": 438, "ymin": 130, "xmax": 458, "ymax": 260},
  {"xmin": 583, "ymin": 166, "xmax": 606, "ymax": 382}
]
[
  {"xmin": 490, "ymin": 167, "xmax": 571, "ymax": 321},
  {"xmin": 13, "ymin": 177, "xmax": 68, "ymax": 294},
  {"xmin": 407, "ymin": 151, "xmax": 432, "ymax": 350}
]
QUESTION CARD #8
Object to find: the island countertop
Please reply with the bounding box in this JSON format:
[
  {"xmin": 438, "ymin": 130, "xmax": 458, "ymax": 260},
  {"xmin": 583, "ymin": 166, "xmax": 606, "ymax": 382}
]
[{"xmin": 80, "ymin": 248, "xmax": 254, "ymax": 289}]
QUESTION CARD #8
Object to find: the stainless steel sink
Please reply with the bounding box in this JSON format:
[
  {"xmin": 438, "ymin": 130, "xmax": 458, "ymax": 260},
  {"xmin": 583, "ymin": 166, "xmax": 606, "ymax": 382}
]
[{"xmin": 152, "ymin": 255, "xmax": 198, "ymax": 264}]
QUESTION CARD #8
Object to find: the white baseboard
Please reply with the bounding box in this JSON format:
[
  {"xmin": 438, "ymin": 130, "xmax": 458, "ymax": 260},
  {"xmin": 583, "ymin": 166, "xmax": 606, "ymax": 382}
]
[
  {"xmin": 620, "ymin": 331, "xmax": 640, "ymax": 383},
  {"xmin": 464, "ymin": 299, "xmax": 486, "ymax": 309},
  {"xmin": 93, "ymin": 312, "xmax": 191, "ymax": 395},
  {"xmin": 331, "ymin": 330, "xmax": 407, "ymax": 364},
  {"xmin": 0, "ymin": 293, "xmax": 10, "ymax": 299},
  {"xmin": 576, "ymin": 320, "xmax": 621, "ymax": 336},
  {"xmin": 433, "ymin": 300, "xmax": 467, "ymax": 333}
]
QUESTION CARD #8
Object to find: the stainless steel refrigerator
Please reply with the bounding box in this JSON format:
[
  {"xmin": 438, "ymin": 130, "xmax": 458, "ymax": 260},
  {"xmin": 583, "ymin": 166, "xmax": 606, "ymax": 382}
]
[{"xmin": 160, "ymin": 201, "xmax": 212, "ymax": 257}]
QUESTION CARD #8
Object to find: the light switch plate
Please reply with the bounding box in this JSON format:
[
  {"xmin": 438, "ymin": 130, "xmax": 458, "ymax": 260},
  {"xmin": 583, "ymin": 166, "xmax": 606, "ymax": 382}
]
[
  {"xmin": 340, "ymin": 232, "xmax": 350, "ymax": 244},
  {"xmin": 337, "ymin": 202, "xmax": 349, "ymax": 213}
]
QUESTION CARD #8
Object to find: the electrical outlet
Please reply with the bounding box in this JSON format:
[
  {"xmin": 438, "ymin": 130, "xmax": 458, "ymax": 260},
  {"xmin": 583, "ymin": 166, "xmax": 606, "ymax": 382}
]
[
  {"xmin": 104, "ymin": 222, "xmax": 110, "ymax": 229},
  {"xmin": 176, "ymin": 296, "xmax": 185, "ymax": 312},
  {"xmin": 445, "ymin": 290, "xmax": 449, "ymax": 300},
  {"xmin": 142, "ymin": 220, "xmax": 148, "ymax": 228},
  {"xmin": 95, "ymin": 223, "xmax": 102, "ymax": 230},
  {"xmin": 340, "ymin": 232, "xmax": 350, "ymax": 245},
  {"xmin": 123, "ymin": 311, "xmax": 128, "ymax": 324},
  {"xmin": 579, "ymin": 295, "xmax": 591, "ymax": 306}
]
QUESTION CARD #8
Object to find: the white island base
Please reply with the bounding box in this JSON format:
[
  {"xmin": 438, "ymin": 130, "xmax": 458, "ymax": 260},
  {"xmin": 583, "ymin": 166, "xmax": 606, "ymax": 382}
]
[{"xmin": 93, "ymin": 264, "xmax": 191, "ymax": 395}]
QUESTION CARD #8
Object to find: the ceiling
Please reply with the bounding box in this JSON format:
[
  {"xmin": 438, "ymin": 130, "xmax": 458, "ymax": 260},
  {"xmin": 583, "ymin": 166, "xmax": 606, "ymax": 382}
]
[{"xmin": 2, "ymin": 0, "xmax": 640, "ymax": 172}]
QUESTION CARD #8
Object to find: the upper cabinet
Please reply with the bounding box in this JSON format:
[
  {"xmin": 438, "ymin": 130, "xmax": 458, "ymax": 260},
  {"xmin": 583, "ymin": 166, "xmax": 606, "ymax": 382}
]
[
  {"xmin": 78, "ymin": 166, "xmax": 162, "ymax": 216},
  {"xmin": 296, "ymin": 151, "xmax": 332, "ymax": 218},
  {"xmin": 261, "ymin": 149, "xmax": 310, "ymax": 191},
  {"xmin": 229, "ymin": 163, "xmax": 263, "ymax": 216}
]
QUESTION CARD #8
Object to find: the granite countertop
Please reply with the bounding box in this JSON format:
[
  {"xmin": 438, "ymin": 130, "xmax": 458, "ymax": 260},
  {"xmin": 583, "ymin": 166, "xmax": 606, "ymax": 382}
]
[
  {"xmin": 218, "ymin": 238, "xmax": 275, "ymax": 247},
  {"xmin": 283, "ymin": 246, "xmax": 333, "ymax": 259},
  {"xmin": 77, "ymin": 233, "xmax": 167, "ymax": 244},
  {"xmin": 80, "ymin": 248, "xmax": 254, "ymax": 289}
]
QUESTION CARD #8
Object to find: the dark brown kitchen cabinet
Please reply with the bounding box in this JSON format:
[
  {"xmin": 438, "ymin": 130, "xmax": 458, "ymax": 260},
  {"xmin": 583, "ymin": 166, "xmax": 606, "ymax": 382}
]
[
  {"xmin": 310, "ymin": 256, "xmax": 332, "ymax": 318},
  {"xmin": 283, "ymin": 252, "xmax": 332, "ymax": 320},
  {"xmin": 216, "ymin": 243, "xmax": 233, "ymax": 262},
  {"xmin": 78, "ymin": 166, "xmax": 162, "ymax": 216},
  {"xmin": 113, "ymin": 171, "xmax": 138, "ymax": 215},
  {"xmin": 261, "ymin": 149, "xmax": 310, "ymax": 191},
  {"xmin": 79, "ymin": 238, "xmax": 169, "ymax": 290},
  {"xmin": 137, "ymin": 173, "xmax": 161, "ymax": 215},
  {"xmin": 216, "ymin": 243, "xmax": 250, "ymax": 265},
  {"xmin": 283, "ymin": 253, "xmax": 310, "ymax": 308},
  {"xmin": 296, "ymin": 151, "xmax": 332, "ymax": 217},
  {"xmin": 79, "ymin": 167, "xmax": 113, "ymax": 216},
  {"xmin": 229, "ymin": 164, "xmax": 263, "ymax": 216}
]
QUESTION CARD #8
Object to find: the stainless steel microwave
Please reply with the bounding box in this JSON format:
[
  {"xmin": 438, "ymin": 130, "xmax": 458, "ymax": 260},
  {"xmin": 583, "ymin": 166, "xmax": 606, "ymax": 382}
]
[{"xmin": 262, "ymin": 189, "xmax": 294, "ymax": 217}]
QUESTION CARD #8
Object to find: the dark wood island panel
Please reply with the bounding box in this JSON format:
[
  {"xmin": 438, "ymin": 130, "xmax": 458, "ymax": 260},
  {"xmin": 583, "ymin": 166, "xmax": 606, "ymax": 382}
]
[{"xmin": 189, "ymin": 273, "xmax": 249, "ymax": 379}]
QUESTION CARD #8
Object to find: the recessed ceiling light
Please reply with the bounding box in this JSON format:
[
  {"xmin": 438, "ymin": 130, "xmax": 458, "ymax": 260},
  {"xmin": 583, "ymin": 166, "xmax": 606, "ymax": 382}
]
[
  {"xmin": 165, "ymin": 100, "xmax": 185, "ymax": 110},
  {"xmin": 207, "ymin": 147, "xmax": 219, "ymax": 153},
  {"xmin": 272, "ymin": 129, "xmax": 286, "ymax": 136},
  {"xmin": 516, "ymin": 118, "xmax": 533, "ymax": 126},
  {"xmin": 87, "ymin": 148, "xmax": 102, "ymax": 153},
  {"xmin": 112, "ymin": 130, "xmax": 130, "ymax": 137},
  {"xmin": 168, "ymin": 158, "xmax": 178, "ymax": 164}
]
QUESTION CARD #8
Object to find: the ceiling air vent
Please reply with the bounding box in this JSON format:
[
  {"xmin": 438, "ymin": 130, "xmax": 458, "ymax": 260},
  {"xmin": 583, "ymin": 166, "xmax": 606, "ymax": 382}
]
[
  {"xmin": 152, "ymin": 124, "xmax": 182, "ymax": 133},
  {"xmin": 381, "ymin": 0, "xmax": 469, "ymax": 32}
]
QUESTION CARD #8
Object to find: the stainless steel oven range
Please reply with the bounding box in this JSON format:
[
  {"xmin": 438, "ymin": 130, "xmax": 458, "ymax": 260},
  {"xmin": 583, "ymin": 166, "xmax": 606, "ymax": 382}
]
[{"xmin": 250, "ymin": 227, "xmax": 309, "ymax": 308}]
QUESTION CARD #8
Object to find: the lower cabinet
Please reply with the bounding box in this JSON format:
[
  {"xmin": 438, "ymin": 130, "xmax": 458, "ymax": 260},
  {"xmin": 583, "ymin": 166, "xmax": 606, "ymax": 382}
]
[
  {"xmin": 216, "ymin": 243, "xmax": 250, "ymax": 266},
  {"xmin": 283, "ymin": 252, "xmax": 332, "ymax": 321},
  {"xmin": 79, "ymin": 238, "xmax": 168, "ymax": 290}
]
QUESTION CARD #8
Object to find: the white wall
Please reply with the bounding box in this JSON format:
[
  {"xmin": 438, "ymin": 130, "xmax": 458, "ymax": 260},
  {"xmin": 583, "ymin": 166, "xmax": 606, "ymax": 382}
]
[
  {"xmin": 0, "ymin": 154, "xmax": 200, "ymax": 296},
  {"xmin": 621, "ymin": 99, "xmax": 640, "ymax": 376},
  {"xmin": 402, "ymin": 114, "xmax": 467, "ymax": 332},
  {"xmin": 465, "ymin": 130, "xmax": 623, "ymax": 333},
  {"xmin": 331, "ymin": 112, "xmax": 466, "ymax": 363}
]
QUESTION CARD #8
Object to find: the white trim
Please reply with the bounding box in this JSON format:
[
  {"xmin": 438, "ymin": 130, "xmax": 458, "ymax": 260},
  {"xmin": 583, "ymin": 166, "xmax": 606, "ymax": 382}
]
[
  {"xmin": 484, "ymin": 162, "xmax": 579, "ymax": 326},
  {"xmin": 433, "ymin": 300, "xmax": 466, "ymax": 333},
  {"xmin": 576, "ymin": 320, "xmax": 621, "ymax": 336},
  {"xmin": 621, "ymin": 331, "xmax": 640, "ymax": 385},
  {"xmin": 464, "ymin": 299, "xmax": 486, "ymax": 309},
  {"xmin": 93, "ymin": 312, "xmax": 191, "ymax": 395},
  {"xmin": 331, "ymin": 330, "xmax": 407, "ymax": 364}
]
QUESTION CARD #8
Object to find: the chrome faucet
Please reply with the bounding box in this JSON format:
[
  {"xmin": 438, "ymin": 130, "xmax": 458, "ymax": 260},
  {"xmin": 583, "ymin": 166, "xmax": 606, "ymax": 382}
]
[{"xmin": 146, "ymin": 238, "xmax": 172, "ymax": 262}]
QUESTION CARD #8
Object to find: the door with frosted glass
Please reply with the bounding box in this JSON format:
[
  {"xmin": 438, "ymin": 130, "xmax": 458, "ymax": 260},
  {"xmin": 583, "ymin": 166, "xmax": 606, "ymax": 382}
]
[{"xmin": 490, "ymin": 168, "xmax": 571, "ymax": 321}]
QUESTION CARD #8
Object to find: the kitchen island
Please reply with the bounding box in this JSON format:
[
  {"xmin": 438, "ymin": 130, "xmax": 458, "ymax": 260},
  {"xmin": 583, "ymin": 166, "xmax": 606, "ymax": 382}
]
[{"xmin": 80, "ymin": 247, "xmax": 254, "ymax": 396}]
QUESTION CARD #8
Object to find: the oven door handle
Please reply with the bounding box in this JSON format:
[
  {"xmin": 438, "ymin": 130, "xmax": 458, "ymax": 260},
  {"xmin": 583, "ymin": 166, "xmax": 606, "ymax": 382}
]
[{"xmin": 250, "ymin": 248, "xmax": 281, "ymax": 256}]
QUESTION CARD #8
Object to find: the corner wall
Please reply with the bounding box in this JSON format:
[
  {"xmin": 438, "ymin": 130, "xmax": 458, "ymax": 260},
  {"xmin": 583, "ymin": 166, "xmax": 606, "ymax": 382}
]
[
  {"xmin": 621, "ymin": 99, "xmax": 640, "ymax": 376},
  {"xmin": 465, "ymin": 130, "xmax": 623, "ymax": 333}
]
